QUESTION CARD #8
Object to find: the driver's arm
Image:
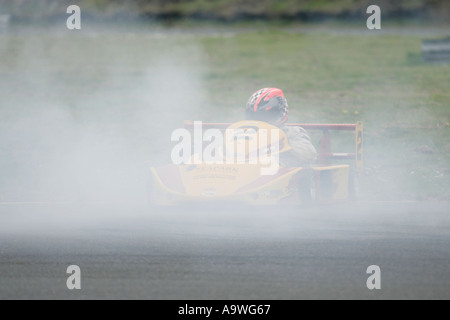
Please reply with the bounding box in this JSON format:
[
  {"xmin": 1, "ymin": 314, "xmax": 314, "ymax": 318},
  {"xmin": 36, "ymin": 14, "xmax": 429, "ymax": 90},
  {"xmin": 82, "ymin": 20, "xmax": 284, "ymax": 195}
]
[{"xmin": 280, "ymin": 126, "xmax": 317, "ymax": 167}]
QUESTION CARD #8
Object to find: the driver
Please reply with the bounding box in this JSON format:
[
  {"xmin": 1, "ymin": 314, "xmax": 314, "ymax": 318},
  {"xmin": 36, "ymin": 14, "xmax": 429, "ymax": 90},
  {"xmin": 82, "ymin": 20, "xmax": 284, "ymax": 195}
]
[{"xmin": 245, "ymin": 87, "xmax": 317, "ymax": 167}]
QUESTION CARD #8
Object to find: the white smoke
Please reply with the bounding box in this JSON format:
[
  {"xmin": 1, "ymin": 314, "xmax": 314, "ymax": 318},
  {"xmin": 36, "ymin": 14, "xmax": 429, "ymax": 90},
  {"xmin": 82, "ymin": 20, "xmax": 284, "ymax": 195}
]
[{"xmin": 0, "ymin": 26, "xmax": 209, "ymax": 204}]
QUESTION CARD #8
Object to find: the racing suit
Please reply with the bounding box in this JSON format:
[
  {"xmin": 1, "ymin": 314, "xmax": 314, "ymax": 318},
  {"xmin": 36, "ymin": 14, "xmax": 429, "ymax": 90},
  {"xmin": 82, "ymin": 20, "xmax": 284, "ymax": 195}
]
[{"xmin": 279, "ymin": 125, "xmax": 317, "ymax": 167}]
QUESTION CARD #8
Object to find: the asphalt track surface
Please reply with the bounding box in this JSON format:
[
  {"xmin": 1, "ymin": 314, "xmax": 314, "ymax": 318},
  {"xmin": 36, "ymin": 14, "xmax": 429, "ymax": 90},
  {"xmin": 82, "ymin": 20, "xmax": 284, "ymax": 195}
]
[{"xmin": 0, "ymin": 201, "xmax": 449, "ymax": 300}]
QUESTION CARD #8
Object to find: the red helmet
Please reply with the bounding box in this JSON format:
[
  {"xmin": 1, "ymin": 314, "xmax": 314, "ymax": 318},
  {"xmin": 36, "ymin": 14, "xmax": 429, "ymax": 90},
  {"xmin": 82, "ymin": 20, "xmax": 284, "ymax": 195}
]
[{"xmin": 245, "ymin": 88, "xmax": 289, "ymax": 125}]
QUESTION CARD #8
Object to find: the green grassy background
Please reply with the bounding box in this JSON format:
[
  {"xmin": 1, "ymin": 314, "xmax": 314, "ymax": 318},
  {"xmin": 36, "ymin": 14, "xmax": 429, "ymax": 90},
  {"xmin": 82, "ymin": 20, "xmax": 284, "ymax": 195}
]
[
  {"xmin": 200, "ymin": 29, "xmax": 450, "ymax": 200},
  {"xmin": 0, "ymin": 24, "xmax": 449, "ymax": 201}
]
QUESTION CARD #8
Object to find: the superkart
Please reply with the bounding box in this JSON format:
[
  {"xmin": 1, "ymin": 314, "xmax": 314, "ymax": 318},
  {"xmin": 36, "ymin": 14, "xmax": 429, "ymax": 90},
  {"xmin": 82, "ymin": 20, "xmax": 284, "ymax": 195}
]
[{"xmin": 147, "ymin": 120, "xmax": 363, "ymax": 206}]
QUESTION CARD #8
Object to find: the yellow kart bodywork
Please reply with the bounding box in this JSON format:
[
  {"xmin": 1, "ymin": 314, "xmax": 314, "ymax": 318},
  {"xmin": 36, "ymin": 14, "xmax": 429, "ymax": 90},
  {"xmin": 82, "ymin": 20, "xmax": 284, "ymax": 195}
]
[
  {"xmin": 148, "ymin": 120, "xmax": 361, "ymax": 206},
  {"xmin": 149, "ymin": 163, "xmax": 350, "ymax": 206}
]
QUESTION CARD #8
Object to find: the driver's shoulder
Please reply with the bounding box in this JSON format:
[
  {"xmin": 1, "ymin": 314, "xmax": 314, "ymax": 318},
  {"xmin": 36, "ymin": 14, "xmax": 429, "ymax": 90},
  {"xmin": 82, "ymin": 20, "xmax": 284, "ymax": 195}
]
[{"xmin": 279, "ymin": 124, "xmax": 310, "ymax": 138}]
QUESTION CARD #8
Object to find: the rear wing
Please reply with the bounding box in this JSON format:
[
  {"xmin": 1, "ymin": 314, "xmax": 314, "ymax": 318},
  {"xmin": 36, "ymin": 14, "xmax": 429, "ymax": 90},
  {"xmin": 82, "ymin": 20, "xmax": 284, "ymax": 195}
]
[{"xmin": 183, "ymin": 121, "xmax": 363, "ymax": 173}]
